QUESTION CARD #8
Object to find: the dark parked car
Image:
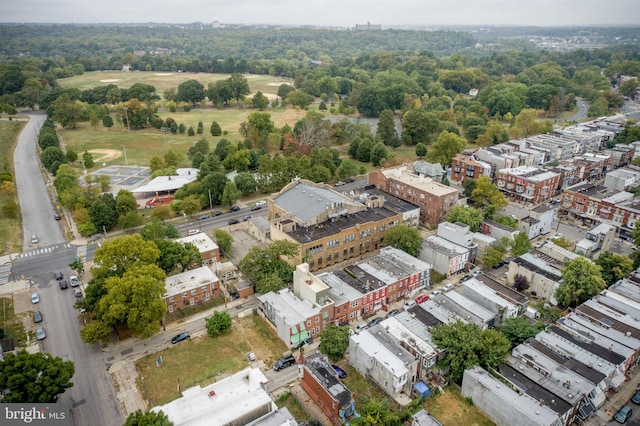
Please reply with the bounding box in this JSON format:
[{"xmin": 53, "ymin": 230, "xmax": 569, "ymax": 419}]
[
  {"xmin": 59, "ymin": 280, "xmax": 68, "ymax": 290},
  {"xmin": 213, "ymin": 211, "xmax": 223, "ymax": 217},
  {"xmin": 273, "ymin": 354, "xmax": 296, "ymax": 371},
  {"xmin": 73, "ymin": 288, "xmax": 82, "ymax": 298},
  {"xmin": 35, "ymin": 327, "xmax": 46, "ymax": 340},
  {"xmin": 385, "ymin": 309, "xmax": 401, "ymax": 318},
  {"xmin": 230, "ymin": 206, "xmax": 240, "ymax": 212},
  {"xmin": 197, "ymin": 214, "xmax": 209, "ymax": 220},
  {"xmin": 229, "ymin": 291, "xmax": 240, "ymax": 300},
  {"xmin": 367, "ymin": 317, "xmax": 383, "ymax": 328},
  {"xmin": 54, "ymin": 213, "xmax": 61, "ymax": 220},
  {"xmin": 632, "ymin": 390, "xmax": 640, "ymax": 404},
  {"xmin": 33, "ymin": 311, "xmax": 43, "ymax": 323},
  {"xmin": 250, "ymin": 205, "xmax": 262, "ymax": 211},
  {"xmin": 171, "ymin": 332, "xmax": 190, "ymax": 344},
  {"xmin": 346, "ymin": 178, "xmax": 355, "ymax": 183},
  {"xmin": 54, "ymin": 271, "xmax": 63, "ymax": 280},
  {"xmin": 228, "ymin": 218, "xmax": 239, "ymax": 225},
  {"xmin": 615, "ymin": 405, "xmax": 633, "ymax": 423},
  {"xmin": 331, "ymin": 364, "xmax": 347, "ymax": 378}
]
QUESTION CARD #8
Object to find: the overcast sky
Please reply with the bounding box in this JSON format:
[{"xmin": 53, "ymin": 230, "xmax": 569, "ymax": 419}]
[{"xmin": 2, "ymin": 0, "xmax": 639, "ymax": 27}]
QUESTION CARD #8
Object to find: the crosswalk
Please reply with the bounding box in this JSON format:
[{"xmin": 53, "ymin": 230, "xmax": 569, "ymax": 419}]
[
  {"xmin": 76, "ymin": 245, "xmax": 87, "ymax": 260},
  {"xmin": 0, "ymin": 263, "xmax": 11, "ymax": 284},
  {"xmin": 16, "ymin": 243, "xmax": 72, "ymax": 259}
]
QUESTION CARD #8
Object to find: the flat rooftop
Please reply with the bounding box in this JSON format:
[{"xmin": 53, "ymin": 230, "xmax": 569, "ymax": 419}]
[
  {"xmin": 274, "ymin": 182, "xmax": 362, "ymax": 224},
  {"xmin": 380, "ymin": 166, "xmax": 459, "ymax": 197},
  {"xmin": 305, "ymin": 352, "xmax": 353, "ymax": 409},
  {"xmin": 175, "ymin": 233, "xmax": 219, "ymax": 253},
  {"xmin": 165, "ymin": 266, "xmax": 219, "ymax": 298},
  {"xmin": 284, "ymin": 206, "xmax": 398, "ymax": 243}
]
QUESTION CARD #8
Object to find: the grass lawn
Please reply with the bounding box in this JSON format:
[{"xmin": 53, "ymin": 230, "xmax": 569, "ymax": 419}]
[
  {"xmin": 135, "ymin": 314, "xmax": 287, "ymax": 407},
  {"xmin": 423, "ymin": 385, "xmax": 496, "ymax": 426},
  {"xmin": 0, "ymin": 297, "xmax": 28, "ymax": 345},
  {"xmin": 275, "ymin": 392, "xmax": 315, "ymax": 424},
  {"xmin": 338, "ymin": 362, "xmax": 397, "ymax": 410},
  {"xmin": 0, "ymin": 119, "xmax": 26, "ymax": 250},
  {"xmin": 57, "ymin": 71, "xmax": 293, "ymax": 100}
]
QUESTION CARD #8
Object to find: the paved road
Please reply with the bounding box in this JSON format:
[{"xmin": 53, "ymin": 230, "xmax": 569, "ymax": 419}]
[
  {"xmin": 564, "ymin": 98, "xmax": 590, "ymax": 122},
  {"xmin": 12, "ymin": 114, "xmax": 123, "ymax": 426}
]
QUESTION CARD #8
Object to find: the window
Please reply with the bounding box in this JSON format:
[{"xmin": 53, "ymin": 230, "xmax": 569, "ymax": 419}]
[
  {"xmin": 307, "ymin": 320, "xmax": 311, "ymax": 326},
  {"xmin": 182, "ymin": 292, "xmax": 188, "ymax": 298},
  {"xmin": 201, "ymin": 286, "xmax": 208, "ymax": 292},
  {"xmin": 351, "ymin": 300, "xmax": 358, "ymax": 307},
  {"xmin": 315, "ymin": 317, "xmax": 320, "ymax": 323},
  {"xmin": 205, "ymin": 293, "xmax": 210, "ymax": 301},
  {"xmin": 189, "ymin": 298, "xmax": 194, "ymax": 305},
  {"xmin": 168, "ymin": 305, "xmax": 173, "ymax": 313},
  {"xmin": 169, "ymin": 296, "xmax": 175, "ymax": 302},
  {"xmin": 191, "ymin": 289, "xmax": 197, "ymax": 295}
]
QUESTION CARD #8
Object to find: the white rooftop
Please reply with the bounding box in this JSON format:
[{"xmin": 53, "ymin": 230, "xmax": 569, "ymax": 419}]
[
  {"xmin": 165, "ymin": 266, "xmax": 219, "ymax": 299},
  {"xmin": 350, "ymin": 328, "xmax": 409, "ymax": 377},
  {"xmin": 258, "ymin": 288, "xmax": 321, "ymax": 324},
  {"xmin": 380, "ymin": 166, "xmax": 458, "ymax": 197},
  {"xmin": 175, "ymin": 233, "xmax": 219, "ymax": 254},
  {"xmin": 132, "ymin": 168, "xmax": 198, "ymax": 193},
  {"xmin": 152, "ymin": 367, "xmax": 273, "ymax": 426}
]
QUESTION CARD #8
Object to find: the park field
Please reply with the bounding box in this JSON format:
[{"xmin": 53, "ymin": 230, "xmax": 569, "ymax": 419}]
[{"xmin": 0, "ymin": 119, "xmax": 26, "ymax": 250}]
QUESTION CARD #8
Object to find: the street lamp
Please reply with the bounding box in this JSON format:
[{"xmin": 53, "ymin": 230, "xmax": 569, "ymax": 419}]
[
  {"xmin": 123, "ymin": 107, "xmax": 130, "ymax": 134},
  {"xmin": 122, "ymin": 145, "xmax": 128, "ymax": 166},
  {"xmin": 161, "ymin": 126, "xmax": 167, "ymax": 151}
]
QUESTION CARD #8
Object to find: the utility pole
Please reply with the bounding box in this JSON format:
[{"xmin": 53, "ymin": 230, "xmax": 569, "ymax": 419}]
[
  {"xmin": 161, "ymin": 126, "xmax": 167, "ymax": 151},
  {"xmin": 124, "ymin": 107, "xmax": 130, "ymax": 134}
]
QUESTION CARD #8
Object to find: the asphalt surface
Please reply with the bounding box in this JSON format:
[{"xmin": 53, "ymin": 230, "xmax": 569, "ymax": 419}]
[{"xmin": 12, "ymin": 114, "xmax": 124, "ymax": 426}]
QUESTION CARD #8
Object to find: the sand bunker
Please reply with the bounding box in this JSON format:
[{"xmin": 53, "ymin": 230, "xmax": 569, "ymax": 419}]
[
  {"xmin": 88, "ymin": 149, "xmax": 121, "ymax": 162},
  {"xmin": 267, "ymin": 82, "xmax": 293, "ymax": 86},
  {"xmin": 251, "ymin": 92, "xmax": 278, "ymax": 100},
  {"xmin": 100, "ymin": 79, "xmax": 122, "ymax": 83},
  {"xmin": 154, "ymin": 73, "xmax": 174, "ymax": 76}
]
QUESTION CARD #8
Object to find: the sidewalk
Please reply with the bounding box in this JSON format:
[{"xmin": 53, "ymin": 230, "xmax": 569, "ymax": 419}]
[{"xmin": 585, "ymin": 368, "xmax": 640, "ymax": 425}]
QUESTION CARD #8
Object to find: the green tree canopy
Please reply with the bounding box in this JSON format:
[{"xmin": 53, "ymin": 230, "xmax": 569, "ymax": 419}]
[
  {"xmin": 510, "ymin": 232, "xmax": 532, "ymax": 257},
  {"xmin": 445, "ymin": 204, "xmax": 484, "ymax": 232},
  {"xmin": 555, "ymin": 257, "xmax": 606, "ymax": 307},
  {"xmin": 206, "ymin": 311, "xmax": 232, "ymax": 337},
  {"xmin": 594, "ymin": 251, "xmax": 633, "ymax": 287},
  {"xmin": 0, "ymin": 350, "xmax": 75, "ymax": 403},
  {"xmin": 252, "ymin": 91, "xmax": 269, "ymax": 110},
  {"xmin": 431, "ymin": 321, "xmax": 510, "ymax": 383},
  {"xmin": 124, "ymin": 409, "xmax": 173, "ymax": 426},
  {"xmin": 177, "ymin": 79, "xmax": 205, "ymax": 106},
  {"xmin": 239, "ymin": 240, "xmax": 299, "ymax": 294},
  {"xmin": 319, "ymin": 324, "xmax": 350, "ymax": 362},
  {"xmin": 92, "ymin": 234, "xmax": 160, "ymax": 278},
  {"xmin": 383, "ymin": 224, "xmax": 422, "ymax": 257},
  {"xmin": 500, "ymin": 317, "xmax": 543, "ymax": 348},
  {"xmin": 214, "ymin": 229, "xmax": 233, "ymax": 255},
  {"xmin": 426, "ymin": 130, "xmax": 467, "ymax": 166},
  {"xmin": 471, "ymin": 176, "xmax": 507, "ymax": 210}
]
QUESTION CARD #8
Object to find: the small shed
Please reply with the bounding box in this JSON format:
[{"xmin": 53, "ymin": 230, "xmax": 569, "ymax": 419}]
[{"xmin": 413, "ymin": 381, "xmax": 431, "ymax": 398}]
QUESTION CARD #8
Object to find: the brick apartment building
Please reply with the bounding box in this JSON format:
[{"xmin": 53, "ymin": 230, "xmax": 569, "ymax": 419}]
[
  {"xmin": 164, "ymin": 266, "xmax": 220, "ymax": 313},
  {"xmin": 450, "ymin": 152, "xmax": 492, "ymax": 185},
  {"xmin": 301, "ymin": 353, "xmax": 355, "ymax": 425},
  {"xmin": 368, "ymin": 166, "xmax": 459, "ymax": 226},
  {"xmin": 496, "ymin": 165, "xmax": 560, "ymax": 204},
  {"xmin": 268, "ymin": 180, "xmax": 409, "ymax": 272}
]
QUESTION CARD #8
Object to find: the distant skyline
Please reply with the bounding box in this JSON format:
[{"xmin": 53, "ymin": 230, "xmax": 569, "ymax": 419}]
[{"xmin": 2, "ymin": 0, "xmax": 640, "ymax": 27}]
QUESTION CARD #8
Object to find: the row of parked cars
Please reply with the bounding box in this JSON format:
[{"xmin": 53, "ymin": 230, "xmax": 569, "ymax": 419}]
[{"xmin": 614, "ymin": 390, "xmax": 640, "ymax": 423}]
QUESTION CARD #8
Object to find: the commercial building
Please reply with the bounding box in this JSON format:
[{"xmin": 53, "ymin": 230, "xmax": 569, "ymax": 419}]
[
  {"xmin": 496, "ymin": 166, "xmax": 560, "ymax": 204},
  {"xmin": 269, "ymin": 180, "xmax": 405, "ymax": 272}
]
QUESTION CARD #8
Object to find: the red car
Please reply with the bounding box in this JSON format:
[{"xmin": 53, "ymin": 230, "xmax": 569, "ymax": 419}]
[{"xmin": 415, "ymin": 294, "xmax": 429, "ymax": 304}]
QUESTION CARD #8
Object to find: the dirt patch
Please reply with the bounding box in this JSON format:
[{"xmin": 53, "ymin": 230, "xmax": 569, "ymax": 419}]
[
  {"xmin": 154, "ymin": 73, "xmax": 174, "ymax": 76},
  {"xmin": 251, "ymin": 92, "xmax": 278, "ymax": 100},
  {"xmin": 228, "ymin": 229, "xmax": 266, "ymax": 265},
  {"xmin": 424, "ymin": 386, "xmax": 496, "ymax": 426},
  {"xmin": 267, "ymin": 82, "xmax": 293, "ymax": 86},
  {"xmin": 99, "ymin": 79, "xmax": 122, "ymax": 83},
  {"xmin": 88, "ymin": 149, "xmax": 121, "ymax": 162}
]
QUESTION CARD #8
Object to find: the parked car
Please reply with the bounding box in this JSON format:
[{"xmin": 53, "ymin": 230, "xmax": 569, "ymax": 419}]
[
  {"xmin": 197, "ymin": 214, "xmax": 209, "ymax": 220},
  {"xmin": 70, "ymin": 276, "xmax": 79, "ymax": 287},
  {"xmin": 171, "ymin": 332, "xmax": 190, "ymax": 344},
  {"xmin": 213, "ymin": 211, "xmax": 223, "ymax": 217},
  {"xmin": 346, "ymin": 178, "xmax": 355, "ymax": 183},
  {"xmin": 443, "ymin": 283, "xmax": 454, "ymax": 292},
  {"xmin": 229, "ymin": 291, "xmax": 240, "ymax": 300},
  {"xmin": 334, "ymin": 181, "xmax": 346, "ymax": 187},
  {"xmin": 415, "ymin": 294, "xmax": 429, "ymax": 304},
  {"xmin": 429, "ymin": 290, "xmax": 441, "ymax": 298},
  {"xmin": 615, "ymin": 405, "xmax": 633, "ymax": 423},
  {"xmin": 250, "ymin": 205, "xmax": 262, "ymax": 211},
  {"xmin": 552, "ymin": 233, "xmax": 563, "ymax": 239},
  {"xmin": 255, "ymin": 200, "xmax": 267, "ymax": 206},
  {"xmin": 243, "ymin": 215, "xmax": 252, "ymax": 221},
  {"xmin": 228, "ymin": 219, "xmax": 239, "ymax": 225},
  {"xmin": 54, "ymin": 213, "xmax": 61, "ymax": 220},
  {"xmin": 385, "ymin": 308, "xmax": 401, "ymax": 318},
  {"xmin": 367, "ymin": 317, "xmax": 383, "ymax": 328},
  {"xmin": 632, "ymin": 390, "xmax": 640, "ymax": 404},
  {"xmin": 59, "ymin": 280, "xmax": 68, "ymax": 290},
  {"xmin": 460, "ymin": 275, "xmax": 471, "ymax": 282},
  {"xmin": 355, "ymin": 323, "xmax": 369, "ymax": 333},
  {"xmin": 403, "ymin": 300, "xmax": 417, "ymax": 310},
  {"xmin": 54, "ymin": 271, "xmax": 63, "ymax": 280},
  {"xmin": 331, "ymin": 364, "xmax": 347, "ymax": 378},
  {"xmin": 33, "ymin": 310, "xmax": 43, "ymax": 323},
  {"xmin": 36, "ymin": 327, "xmax": 46, "ymax": 340},
  {"xmin": 31, "ymin": 292, "xmax": 40, "ymax": 304},
  {"xmin": 73, "ymin": 288, "xmax": 82, "ymax": 298},
  {"xmin": 187, "ymin": 228, "xmax": 200, "ymax": 236},
  {"xmin": 31, "ymin": 234, "xmax": 38, "ymax": 244},
  {"xmin": 273, "ymin": 354, "xmax": 296, "ymax": 371},
  {"xmin": 230, "ymin": 206, "xmax": 240, "ymax": 212}
]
